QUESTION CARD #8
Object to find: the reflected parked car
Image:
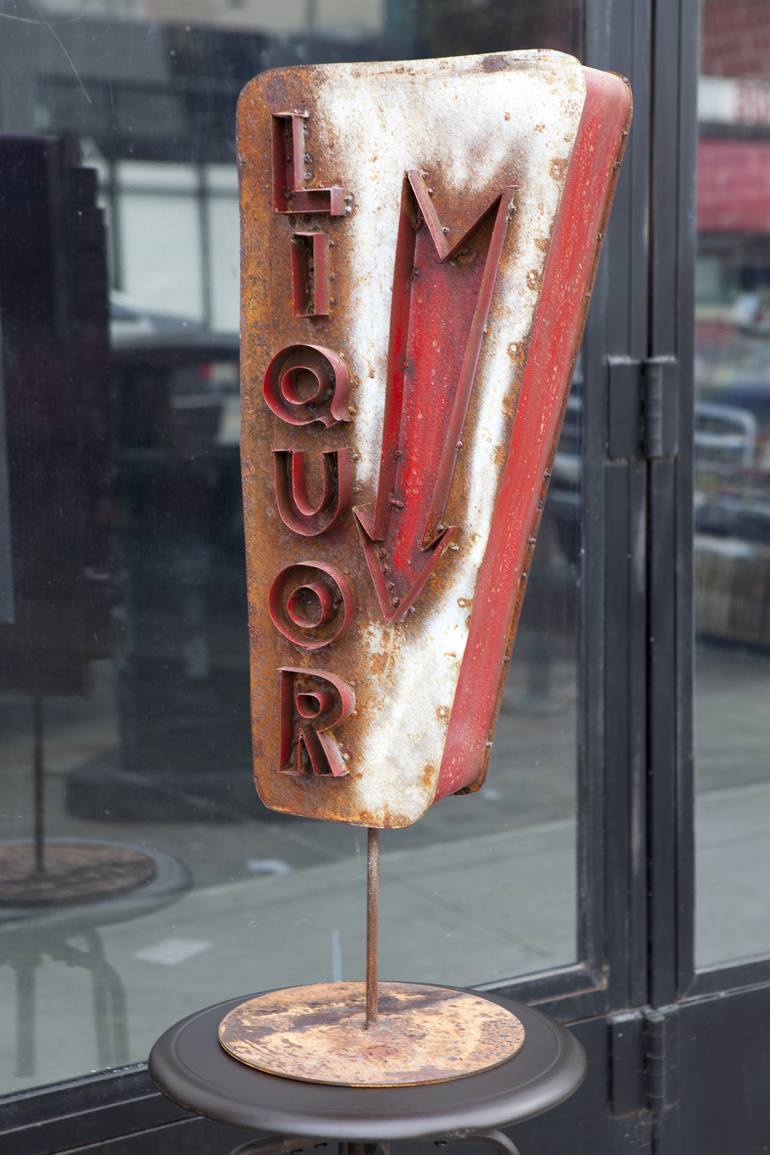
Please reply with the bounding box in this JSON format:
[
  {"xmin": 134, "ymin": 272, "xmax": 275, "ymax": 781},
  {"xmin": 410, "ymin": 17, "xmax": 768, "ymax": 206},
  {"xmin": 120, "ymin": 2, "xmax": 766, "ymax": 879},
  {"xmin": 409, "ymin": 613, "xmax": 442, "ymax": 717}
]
[{"xmin": 694, "ymin": 315, "xmax": 770, "ymax": 648}]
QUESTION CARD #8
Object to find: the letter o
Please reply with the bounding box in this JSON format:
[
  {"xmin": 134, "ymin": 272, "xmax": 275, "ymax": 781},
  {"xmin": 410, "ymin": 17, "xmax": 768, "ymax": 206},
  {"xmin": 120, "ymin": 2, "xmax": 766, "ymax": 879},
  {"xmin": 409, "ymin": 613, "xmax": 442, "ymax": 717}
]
[{"xmin": 268, "ymin": 561, "xmax": 354, "ymax": 650}]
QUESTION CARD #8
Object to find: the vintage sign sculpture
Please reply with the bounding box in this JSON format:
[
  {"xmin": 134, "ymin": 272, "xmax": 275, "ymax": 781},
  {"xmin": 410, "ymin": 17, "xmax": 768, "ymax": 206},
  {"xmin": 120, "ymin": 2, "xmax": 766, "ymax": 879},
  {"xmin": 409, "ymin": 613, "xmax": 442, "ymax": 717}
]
[{"xmin": 223, "ymin": 48, "xmax": 631, "ymax": 1087}]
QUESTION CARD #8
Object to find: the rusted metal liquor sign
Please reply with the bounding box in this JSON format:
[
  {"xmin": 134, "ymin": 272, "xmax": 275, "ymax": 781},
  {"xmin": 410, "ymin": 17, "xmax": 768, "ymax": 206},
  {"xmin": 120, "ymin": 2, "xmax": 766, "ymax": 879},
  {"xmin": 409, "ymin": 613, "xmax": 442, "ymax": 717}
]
[
  {"xmin": 239, "ymin": 49, "xmax": 630, "ymax": 826},
  {"xmin": 226, "ymin": 49, "xmax": 631, "ymax": 1086}
]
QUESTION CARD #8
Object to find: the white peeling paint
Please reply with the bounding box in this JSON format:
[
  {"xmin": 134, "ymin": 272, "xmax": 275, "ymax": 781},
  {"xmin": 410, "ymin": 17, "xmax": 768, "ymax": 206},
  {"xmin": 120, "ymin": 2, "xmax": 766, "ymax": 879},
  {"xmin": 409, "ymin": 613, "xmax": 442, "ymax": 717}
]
[{"xmin": 310, "ymin": 52, "xmax": 585, "ymax": 822}]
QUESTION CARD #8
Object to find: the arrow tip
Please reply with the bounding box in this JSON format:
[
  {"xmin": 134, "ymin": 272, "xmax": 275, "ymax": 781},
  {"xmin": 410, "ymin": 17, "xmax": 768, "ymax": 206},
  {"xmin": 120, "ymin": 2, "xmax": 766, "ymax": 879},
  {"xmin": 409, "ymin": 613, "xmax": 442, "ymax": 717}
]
[{"xmin": 354, "ymin": 509, "xmax": 457, "ymax": 623}]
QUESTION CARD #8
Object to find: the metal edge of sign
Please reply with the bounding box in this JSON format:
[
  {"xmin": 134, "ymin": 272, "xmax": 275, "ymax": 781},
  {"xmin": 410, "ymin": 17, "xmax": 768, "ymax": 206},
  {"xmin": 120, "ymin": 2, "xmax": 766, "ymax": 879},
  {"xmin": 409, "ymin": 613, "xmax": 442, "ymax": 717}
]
[{"xmin": 437, "ymin": 66, "xmax": 633, "ymax": 800}]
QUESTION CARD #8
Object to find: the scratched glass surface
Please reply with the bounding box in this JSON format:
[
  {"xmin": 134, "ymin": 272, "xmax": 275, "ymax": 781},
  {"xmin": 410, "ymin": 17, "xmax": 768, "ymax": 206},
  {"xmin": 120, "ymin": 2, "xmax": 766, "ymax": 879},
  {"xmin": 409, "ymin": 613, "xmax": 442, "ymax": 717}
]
[
  {"xmin": 0, "ymin": 0, "xmax": 581, "ymax": 1091},
  {"xmin": 694, "ymin": 1, "xmax": 770, "ymax": 967}
]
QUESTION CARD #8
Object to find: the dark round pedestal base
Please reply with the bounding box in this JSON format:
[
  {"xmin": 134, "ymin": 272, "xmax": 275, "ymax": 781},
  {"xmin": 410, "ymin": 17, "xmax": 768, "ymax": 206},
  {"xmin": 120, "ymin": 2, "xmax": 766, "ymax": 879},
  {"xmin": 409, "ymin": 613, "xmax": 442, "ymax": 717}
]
[{"xmin": 150, "ymin": 987, "xmax": 586, "ymax": 1142}]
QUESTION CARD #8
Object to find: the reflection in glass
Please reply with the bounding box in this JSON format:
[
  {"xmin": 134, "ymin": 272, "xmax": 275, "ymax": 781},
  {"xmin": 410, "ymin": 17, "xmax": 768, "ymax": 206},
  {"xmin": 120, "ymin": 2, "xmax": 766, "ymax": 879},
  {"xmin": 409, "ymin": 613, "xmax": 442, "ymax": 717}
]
[
  {"xmin": 0, "ymin": 0, "xmax": 582, "ymax": 1092},
  {"xmin": 695, "ymin": 0, "xmax": 770, "ymax": 966}
]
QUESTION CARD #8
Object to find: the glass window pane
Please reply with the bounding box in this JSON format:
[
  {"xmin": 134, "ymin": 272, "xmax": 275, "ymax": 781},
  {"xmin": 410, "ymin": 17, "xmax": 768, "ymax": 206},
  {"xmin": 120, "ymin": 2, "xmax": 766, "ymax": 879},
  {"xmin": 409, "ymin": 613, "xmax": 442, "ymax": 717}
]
[
  {"xmin": 120, "ymin": 191, "xmax": 204, "ymax": 321},
  {"xmin": 206, "ymin": 194, "xmax": 239, "ymax": 332},
  {"xmin": 0, "ymin": 0, "xmax": 582, "ymax": 1094},
  {"xmin": 695, "ymin": 0, "xmax": 770, "ymax": 967}
]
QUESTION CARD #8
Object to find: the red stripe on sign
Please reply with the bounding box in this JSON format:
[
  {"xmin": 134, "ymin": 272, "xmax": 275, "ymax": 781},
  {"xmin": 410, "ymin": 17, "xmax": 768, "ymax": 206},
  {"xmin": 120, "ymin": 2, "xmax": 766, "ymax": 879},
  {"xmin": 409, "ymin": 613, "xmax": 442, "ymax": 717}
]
[{"xmin": 436, "ymin": 66, "xmax": 632, "ymax": 801}]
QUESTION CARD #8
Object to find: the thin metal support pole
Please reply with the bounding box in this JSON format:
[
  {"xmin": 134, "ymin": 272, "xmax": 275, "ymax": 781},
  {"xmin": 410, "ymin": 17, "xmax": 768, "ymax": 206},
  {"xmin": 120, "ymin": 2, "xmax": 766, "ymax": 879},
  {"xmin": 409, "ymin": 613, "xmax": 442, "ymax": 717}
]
[
  {"xmin": 365, "ymin": 827, "xmax": 379, "ymax": 1029},
  {"xmin": 32, "ymin": 696, "xmax": 45, "ymax": 873}
]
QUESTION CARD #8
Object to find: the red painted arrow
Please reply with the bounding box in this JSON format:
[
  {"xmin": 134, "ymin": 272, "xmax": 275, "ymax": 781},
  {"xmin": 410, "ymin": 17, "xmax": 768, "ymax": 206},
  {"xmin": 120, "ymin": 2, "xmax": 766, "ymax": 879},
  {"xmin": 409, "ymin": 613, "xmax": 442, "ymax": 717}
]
[{"xmin": 354, "ymin": 170, "xmax": 515, "ymax": 622}]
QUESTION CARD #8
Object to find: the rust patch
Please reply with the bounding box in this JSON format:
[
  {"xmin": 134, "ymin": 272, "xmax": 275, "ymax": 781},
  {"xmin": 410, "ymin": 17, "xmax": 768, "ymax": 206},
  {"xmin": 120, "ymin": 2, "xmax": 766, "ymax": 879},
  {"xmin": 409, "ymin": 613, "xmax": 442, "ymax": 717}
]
[
  {"xmin": 481, "ymin": 55, "xmax": 510, "ymax": 73},
  {"xmin": 501, "ymin": 384, "xmax": 519, "ymax": 418},
  {"xmin": 455, "ymin": 244, "xmax": 478, "ymax": 266},
  {"xmin": 549, "ymin": 156, "xmax": 568, "ymax": 182}
]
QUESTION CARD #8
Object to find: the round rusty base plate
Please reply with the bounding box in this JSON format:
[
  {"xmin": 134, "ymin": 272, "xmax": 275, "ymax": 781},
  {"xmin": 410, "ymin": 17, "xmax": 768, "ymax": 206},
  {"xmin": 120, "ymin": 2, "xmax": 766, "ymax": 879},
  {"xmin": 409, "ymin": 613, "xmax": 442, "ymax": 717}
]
[
  {"xmin": 0, "ymin": 841, "xmax": 157, "ymax": 906},
  {"xmin": 218, "ymin": 981, "xmax": 525, "ymax": 1087}
]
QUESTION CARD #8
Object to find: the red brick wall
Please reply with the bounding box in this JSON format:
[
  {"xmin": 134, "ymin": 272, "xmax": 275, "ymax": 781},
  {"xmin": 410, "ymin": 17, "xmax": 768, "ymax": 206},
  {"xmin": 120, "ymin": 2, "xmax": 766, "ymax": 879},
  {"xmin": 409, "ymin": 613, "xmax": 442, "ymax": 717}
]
[{"xmin": 702, "ymin": 0, "xmax": 770, "ymax": 77}]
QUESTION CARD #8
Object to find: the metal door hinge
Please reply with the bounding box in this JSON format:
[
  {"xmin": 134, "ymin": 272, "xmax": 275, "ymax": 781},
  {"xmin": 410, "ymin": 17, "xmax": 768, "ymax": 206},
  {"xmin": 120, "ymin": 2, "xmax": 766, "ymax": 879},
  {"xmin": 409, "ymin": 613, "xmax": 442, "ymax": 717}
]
[
  {"xmin": 643, "ymin": 1007, "xmax": 679, "ymax": 1115},
  {"xmin": 609, "ymin": 1006, "xmax": 680, "ymax": 1117},
  {"xmin": 607, "ymin": 356, "xmax": 678, "ymax": 460}
]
